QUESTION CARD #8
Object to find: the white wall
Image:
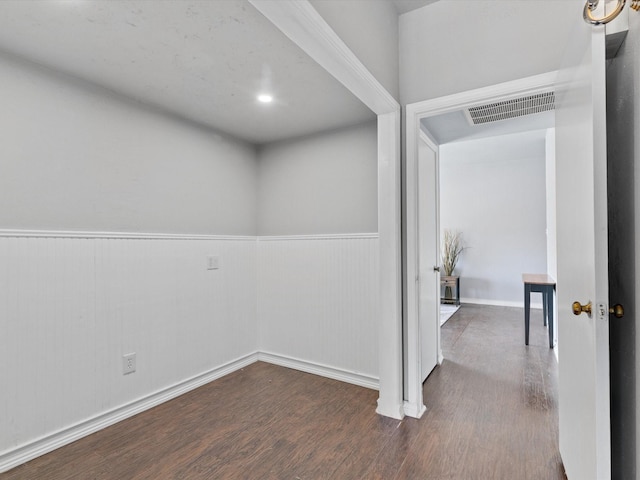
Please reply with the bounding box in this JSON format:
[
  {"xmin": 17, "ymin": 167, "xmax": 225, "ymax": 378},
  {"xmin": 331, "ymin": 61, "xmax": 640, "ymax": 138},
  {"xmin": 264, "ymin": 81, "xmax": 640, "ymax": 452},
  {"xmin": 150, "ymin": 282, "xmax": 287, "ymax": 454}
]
[
  {"xmin": 399, "ymin": 0, "xmax": 576, "ymax": 105},
  {"xmin": 257, "ymin": 122, "xmax": 378, "ymax": 236},
  {"xmin": 0, "ymin": 52, "xmax": 258, "ymax": 235},
  {"xmin": 439, "ymin": 130, "xmax": 547, "ymax": 306},
  {"xmin": 309, "ymin": 0, "xmax": 399, "ymax": 100}
]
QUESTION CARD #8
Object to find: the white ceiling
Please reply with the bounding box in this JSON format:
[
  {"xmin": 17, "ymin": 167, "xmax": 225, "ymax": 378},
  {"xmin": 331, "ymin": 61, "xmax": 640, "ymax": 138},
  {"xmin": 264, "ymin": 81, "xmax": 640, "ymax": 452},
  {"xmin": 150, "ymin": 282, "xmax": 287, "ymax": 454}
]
[
  {"xmin": 439, "ymin": 128, "xmax": 548, "ymax": 164},
  {"xmin": 0, "ymin": 0, "xmax": 376, "ymax": 145},
  {"xmin": 421, "ymin": 109, "xmax": 554, "ymax": 145}
]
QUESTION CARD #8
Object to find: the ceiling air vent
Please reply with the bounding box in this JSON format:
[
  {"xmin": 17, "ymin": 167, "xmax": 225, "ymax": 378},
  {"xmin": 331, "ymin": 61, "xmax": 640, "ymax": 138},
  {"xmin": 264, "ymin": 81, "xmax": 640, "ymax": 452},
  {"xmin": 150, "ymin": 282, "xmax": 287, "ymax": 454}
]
[{"xmin": 464, "ymin": 91, "xmax": 555, "ymax": 125}]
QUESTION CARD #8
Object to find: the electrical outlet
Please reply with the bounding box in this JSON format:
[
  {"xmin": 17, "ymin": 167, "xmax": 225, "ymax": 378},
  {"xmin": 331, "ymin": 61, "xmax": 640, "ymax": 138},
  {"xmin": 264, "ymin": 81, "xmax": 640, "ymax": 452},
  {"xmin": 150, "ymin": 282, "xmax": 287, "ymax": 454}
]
[{"xmin": 123, "ymin": 353, "xmax": 136, "ymax": 375}]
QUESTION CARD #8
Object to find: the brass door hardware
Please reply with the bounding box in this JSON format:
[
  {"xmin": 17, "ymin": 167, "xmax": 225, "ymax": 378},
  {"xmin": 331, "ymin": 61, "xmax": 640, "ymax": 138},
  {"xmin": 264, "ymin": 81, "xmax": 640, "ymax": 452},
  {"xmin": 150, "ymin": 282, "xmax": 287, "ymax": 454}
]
[
  {"xmin": 609, "ymin": 304, "xmax": 625, "ymax": 318},
  {"xmin": 583, "ymin": 0, "xmax": 640, "ymax": 25},
  {"xmin": 572, "ymin": 301, "xmax": 592, "ymax": 317},
  {"xmin": 584, "ymin": 0, "xmax": 626, "ymax": 25}
]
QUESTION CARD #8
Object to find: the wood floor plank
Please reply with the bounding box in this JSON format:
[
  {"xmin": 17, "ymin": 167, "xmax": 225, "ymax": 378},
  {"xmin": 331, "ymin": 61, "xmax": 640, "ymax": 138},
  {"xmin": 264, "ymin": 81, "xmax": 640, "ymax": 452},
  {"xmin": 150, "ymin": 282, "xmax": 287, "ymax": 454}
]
[{"xmin": 2, "ymin": 305, "xmax": 565, "ymax": 479}]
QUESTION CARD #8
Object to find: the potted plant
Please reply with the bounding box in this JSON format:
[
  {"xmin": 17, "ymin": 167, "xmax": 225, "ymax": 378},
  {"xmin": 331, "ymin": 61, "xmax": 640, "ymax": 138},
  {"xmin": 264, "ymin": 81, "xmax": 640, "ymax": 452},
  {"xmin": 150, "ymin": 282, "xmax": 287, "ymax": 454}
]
[{"xmin": 441, "ymin": 229, "xmax": 464, "ymax": 303}]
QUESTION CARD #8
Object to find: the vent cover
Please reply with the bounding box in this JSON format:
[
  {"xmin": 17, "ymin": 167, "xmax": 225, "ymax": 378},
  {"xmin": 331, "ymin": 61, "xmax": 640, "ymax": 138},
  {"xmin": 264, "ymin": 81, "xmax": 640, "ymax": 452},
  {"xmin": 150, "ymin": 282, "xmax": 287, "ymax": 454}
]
[{"xmin": 465, "ymin": 91, "xmax": 555, "ymax": 125}]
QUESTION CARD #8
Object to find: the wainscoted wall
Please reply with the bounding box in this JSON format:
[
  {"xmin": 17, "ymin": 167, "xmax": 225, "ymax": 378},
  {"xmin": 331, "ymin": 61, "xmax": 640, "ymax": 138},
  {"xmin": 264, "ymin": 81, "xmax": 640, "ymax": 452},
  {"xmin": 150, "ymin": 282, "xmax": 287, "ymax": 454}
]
[
  {"xmin": 0, "ymin": 232, "xmax": 258, "ymax": 471},
  {"xmin": 1, "ymin": 232, "xmax": 380, "ymax": 472},
  {"xmin": 257, "ymin": 234, "xmax": 379, "ymax": 389}
]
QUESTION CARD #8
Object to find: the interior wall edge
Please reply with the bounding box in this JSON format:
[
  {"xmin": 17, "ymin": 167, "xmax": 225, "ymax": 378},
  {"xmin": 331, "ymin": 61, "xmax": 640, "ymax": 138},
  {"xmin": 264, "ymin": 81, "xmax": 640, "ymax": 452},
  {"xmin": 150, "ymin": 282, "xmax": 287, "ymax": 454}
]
[{"xmin": 0, "ymin": 352, "xmax": 259, "ymax": 474}]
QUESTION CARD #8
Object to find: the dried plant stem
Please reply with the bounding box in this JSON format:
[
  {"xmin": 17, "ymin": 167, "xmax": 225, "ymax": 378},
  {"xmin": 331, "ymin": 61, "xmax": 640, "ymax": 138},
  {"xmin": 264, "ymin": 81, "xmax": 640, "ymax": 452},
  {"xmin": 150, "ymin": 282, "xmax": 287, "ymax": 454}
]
[{"xmin": 442, "ymin": 229, "xmax": 464, "ymax": 277}]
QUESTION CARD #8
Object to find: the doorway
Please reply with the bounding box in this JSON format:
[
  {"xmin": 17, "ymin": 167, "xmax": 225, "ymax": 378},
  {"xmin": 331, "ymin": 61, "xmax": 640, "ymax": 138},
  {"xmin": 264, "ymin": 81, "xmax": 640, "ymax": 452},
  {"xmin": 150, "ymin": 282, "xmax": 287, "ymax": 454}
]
[{"xmin": 403, "ymin": 72, "xmax": 558, "ymax": 417}]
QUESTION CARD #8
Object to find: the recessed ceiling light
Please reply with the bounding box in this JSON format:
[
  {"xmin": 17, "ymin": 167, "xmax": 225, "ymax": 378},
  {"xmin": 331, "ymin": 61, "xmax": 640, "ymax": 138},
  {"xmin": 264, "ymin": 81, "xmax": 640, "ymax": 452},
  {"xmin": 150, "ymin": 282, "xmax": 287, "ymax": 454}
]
[{"xmin": 257, "ymin": 94, "xmax": 273, "ymax": 104}]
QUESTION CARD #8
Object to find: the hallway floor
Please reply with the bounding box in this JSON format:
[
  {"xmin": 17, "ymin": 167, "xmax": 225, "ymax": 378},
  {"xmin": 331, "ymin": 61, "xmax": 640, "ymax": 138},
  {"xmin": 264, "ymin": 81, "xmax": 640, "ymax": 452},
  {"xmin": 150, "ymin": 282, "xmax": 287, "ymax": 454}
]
[
  {"xmin": 3, "ymin": 305, "xmax": 565, "ymax": 479},
  {"xmin": 403, "ymin": 304, "xmax": 566, "ymax": 479}
]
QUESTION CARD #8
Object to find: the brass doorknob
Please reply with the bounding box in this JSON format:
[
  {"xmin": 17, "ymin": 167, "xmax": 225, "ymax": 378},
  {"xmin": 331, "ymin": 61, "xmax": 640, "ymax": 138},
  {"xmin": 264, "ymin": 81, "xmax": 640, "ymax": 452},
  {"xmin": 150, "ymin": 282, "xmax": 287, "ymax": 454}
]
[
  {"xmin": 572, "ymin": 301, "xmax": 592, "ymax": 317},
  {"xmin": 609, "ymin": 304, "xmax": 625, "ymax": 318}
]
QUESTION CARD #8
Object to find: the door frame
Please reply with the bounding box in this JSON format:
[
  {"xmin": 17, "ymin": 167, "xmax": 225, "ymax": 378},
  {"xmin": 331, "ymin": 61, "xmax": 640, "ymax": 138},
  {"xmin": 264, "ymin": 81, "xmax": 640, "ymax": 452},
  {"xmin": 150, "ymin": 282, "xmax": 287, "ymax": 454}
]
[
  {"xmin": 418, "ymin": 130, "xmax": 442, "ymax": 383},
  {"xmin": 403, "ymin": 71, "xmax": 558, "ymax": 417},
  {"xmin": 404, "ymin": 129, "xmax": 441, "ymax": 418}
]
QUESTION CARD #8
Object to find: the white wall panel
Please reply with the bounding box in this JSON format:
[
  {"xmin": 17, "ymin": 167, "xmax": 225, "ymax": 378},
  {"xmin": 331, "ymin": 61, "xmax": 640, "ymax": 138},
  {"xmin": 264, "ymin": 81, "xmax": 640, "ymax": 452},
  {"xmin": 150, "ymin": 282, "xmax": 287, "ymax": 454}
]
[
  {"xmin": 1, "ymin": 236, "xmax": 97, "ymax": 449},
  {"xmin": 257, "ymin": 235, "xmax": 379, "ymax": 384},
  {"xmin": 0, "ymin": 234, "xmax": 257, "ymax": 464}
]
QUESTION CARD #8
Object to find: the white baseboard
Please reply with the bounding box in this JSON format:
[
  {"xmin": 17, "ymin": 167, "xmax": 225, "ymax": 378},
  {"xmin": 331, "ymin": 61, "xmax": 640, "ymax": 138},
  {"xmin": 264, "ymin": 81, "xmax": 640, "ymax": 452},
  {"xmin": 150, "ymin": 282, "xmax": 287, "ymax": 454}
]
[
  {"xmin": 257, "ymin": 352, "xmax": 379, "ymax": 391},
  {"xmin": 0, "ymin": 352, "xmax": 258, "ymax": 474},
  {"xmin": 403, "ymin": 401, "xmax": 427, "ymax": 419},
  {"xmin": 376, "ymin": 397, "xmax": 405, "ymax": 420},
  {"xmin": 460, "ymin": 297, "xmax": 543, "ymax": 309}
]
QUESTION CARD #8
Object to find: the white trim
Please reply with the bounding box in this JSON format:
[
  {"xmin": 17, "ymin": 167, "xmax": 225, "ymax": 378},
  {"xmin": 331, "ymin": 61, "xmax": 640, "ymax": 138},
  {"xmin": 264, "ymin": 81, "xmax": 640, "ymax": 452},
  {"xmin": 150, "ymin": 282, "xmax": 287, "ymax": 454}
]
[
  {"xmin": 426, "ymin": 133, "xmax": 444, "ymax": 369},
  {"xmin": 0, "ymin": 353, "xmax": 258, "ymax": 474},
  {"xmin": 258, "ymin": 352, "xmax": 379, "ymax": 391},
  {"xmin": 250, "ymin": 0, "xmax": 403, "ymax": 420},
  {"xmin": 376, "ymin": 111, "xmax": 404, "ymax": 420},
  {"xmin": 248, "ymin": 0, "xmax": 398, "ymax": 115},
  {"xmin": 403, "ymin": 129, "xmax": 440, "ymax": 418},
  {"xmin": 419, "ymin": 127, "xmax": 438, "ymax": 147},
  {"xmin": 404, "ymin": 72, "xmax": 558, "ymax": 418},
  {"xmin": 403, "ymin": 401, "xmax": 427, "ymax": 419},
  {"xmin": 404, "ymin": 128, "xmax": 442, "ymax": 418},
  {"xmin": 257, "ymin": 233, "xmax": 379, "ymax": 241},
  {"xmin": 0, "ymin": 230, "xmax": 380, "ymax": 242},
  {"xmin": 460, "ymin": 298, "xmax": 543, "ymax": 309},
  {"xmin": 0, "ymin": 229, "xmax": 256, "ymax": 241}
]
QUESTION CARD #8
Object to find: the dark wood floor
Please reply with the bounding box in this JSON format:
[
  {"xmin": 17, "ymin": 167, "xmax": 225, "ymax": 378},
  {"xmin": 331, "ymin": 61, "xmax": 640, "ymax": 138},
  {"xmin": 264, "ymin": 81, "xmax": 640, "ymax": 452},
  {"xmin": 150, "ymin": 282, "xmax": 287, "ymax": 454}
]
[{"xmin": 3, "ymin": 305, "xmax": 565, "ymax": 479}]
